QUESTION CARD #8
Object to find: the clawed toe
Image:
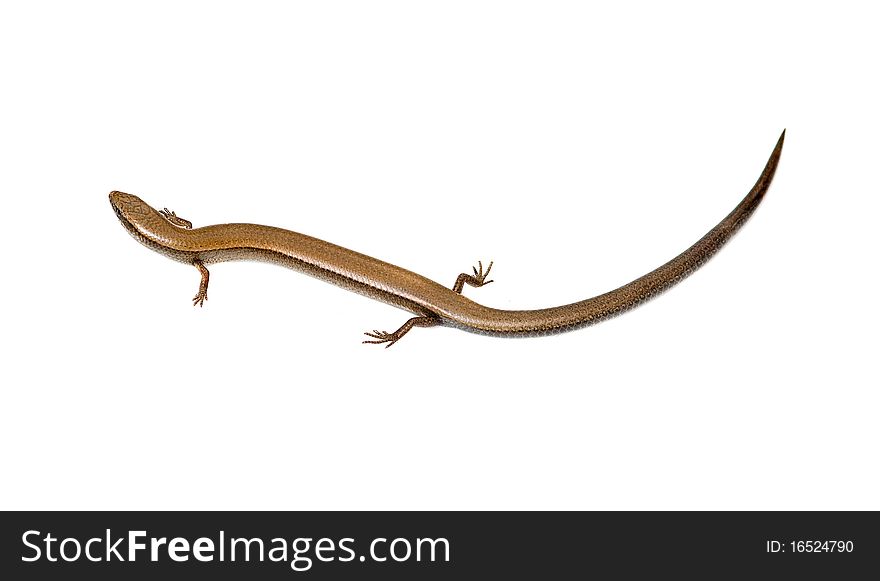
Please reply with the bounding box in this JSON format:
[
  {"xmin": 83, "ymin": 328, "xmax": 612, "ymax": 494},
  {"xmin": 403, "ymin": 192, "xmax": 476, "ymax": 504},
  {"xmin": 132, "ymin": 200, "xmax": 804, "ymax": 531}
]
[
  {"xmin": 363, "ymin": 330, "xmax": 399, "ymax": 347},
  {"xmin": 474, "ymin": 260, "xmax": 494, "ymax": 286}
]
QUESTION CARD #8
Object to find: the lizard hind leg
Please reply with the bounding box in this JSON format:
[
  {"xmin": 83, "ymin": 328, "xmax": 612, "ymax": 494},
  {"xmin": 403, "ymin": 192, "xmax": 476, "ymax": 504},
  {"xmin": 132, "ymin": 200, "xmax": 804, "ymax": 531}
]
[
  {"xmin": 363, "ymin": 316, "xmax": 441, "ymax": 348},
  {"xmin": 452, "ymin": 260, "xmax": 494, "ymax": 294}
]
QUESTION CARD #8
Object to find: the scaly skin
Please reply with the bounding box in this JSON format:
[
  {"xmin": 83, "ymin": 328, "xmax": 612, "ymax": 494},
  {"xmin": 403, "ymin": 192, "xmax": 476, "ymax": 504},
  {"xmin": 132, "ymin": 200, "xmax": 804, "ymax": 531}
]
[{"xmin": 110, "ymin": 130, "xmax": 784, "ymax": 346}]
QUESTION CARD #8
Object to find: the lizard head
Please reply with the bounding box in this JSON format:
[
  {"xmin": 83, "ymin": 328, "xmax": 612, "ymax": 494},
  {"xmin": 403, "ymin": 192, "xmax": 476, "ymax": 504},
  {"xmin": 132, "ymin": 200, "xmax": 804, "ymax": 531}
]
[
  {"xmin": 109, "ymin": 190, "xmax": 193, "ymax": 260},
  {"xmin": 109, "ymin": 191, "xmax": 165, "ymax": 233}
]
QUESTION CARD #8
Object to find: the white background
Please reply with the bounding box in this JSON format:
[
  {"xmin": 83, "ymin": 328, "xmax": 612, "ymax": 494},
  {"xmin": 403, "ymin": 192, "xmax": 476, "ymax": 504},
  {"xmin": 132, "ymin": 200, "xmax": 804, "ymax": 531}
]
[{"xmin": 1, "ymin": 1, "xmax": 877, "ymax": 509}]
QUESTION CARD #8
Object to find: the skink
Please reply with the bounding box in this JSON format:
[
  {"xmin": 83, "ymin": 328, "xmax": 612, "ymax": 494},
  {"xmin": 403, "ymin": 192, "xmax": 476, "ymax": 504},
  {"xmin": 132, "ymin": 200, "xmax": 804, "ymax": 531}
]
[{"xmin": 110, "ymin": 130, "xmax": 784, "ymax": 346}]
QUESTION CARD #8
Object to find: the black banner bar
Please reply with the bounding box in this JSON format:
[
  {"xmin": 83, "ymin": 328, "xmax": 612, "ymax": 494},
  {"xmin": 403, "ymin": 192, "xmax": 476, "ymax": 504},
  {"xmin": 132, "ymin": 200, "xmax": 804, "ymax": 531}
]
[{"xmin": 2, "ymin": 512, "xmax": 877, "ymax": 579}]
